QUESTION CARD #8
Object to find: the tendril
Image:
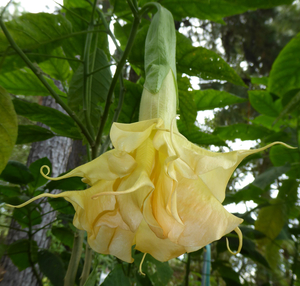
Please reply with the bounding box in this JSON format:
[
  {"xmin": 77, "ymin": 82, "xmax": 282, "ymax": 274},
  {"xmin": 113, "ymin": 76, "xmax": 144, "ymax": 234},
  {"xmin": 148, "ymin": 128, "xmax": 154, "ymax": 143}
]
[
  {"xmin": 139, "ymin": 253, "xmax": 147, "ymax": 276},
  {"xmin": 226, "ymin": 227, "xmax": 243, "ymax": 255}
]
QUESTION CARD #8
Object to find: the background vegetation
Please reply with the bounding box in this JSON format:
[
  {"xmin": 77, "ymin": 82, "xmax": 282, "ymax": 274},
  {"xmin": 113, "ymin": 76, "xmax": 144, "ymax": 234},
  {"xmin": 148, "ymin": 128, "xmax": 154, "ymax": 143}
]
[{"xmin": 0, "ymin": 0, "xmax": 300, "ymax": 285}]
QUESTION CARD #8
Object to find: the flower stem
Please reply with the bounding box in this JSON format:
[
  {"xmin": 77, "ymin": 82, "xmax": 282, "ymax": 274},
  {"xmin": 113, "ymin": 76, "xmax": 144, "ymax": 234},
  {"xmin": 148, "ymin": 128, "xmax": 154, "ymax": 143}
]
[
  {"xmin": 201, "ymin": 245, "xmax": 211, "ymax": 286},
  {"xmin": 79, "ymin": 244, "xmax": 93, "ymax": 286},
  {"xmin": 64, "ymin": 230, "xmax": 85, "ymax": 286},
  {"xmin": 184, "ymin": 253, "xmax": 191, "ymax": 286}
]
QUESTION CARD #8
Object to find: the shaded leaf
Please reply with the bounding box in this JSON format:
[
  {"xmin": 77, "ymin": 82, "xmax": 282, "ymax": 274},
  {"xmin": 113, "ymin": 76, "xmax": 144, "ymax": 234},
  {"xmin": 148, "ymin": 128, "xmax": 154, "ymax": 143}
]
[
  {"xmin": 51, "ymin": 226, "xmax": 74, "ymax": 248},
  {"xmin": 29, "ymin": 157, "xmax": 52, "ymax": 190},
  {"xmin": 0, "ymin": 86, "xmax": 18, "ymax": 174},
  {"xmin": 248, "ymin": 90, "xmax": 281, "ymax": 117},
  {"xmin": 16, "ymin": 125, "xmax": 55, "ymax": 144},
  {"xmin": 269, "ymin": 32, "xmax": 300, "ymax": 96},
  {"xmin": 213, "ymin": 123, "xmax": 273, "ymax": 141},
  {"xmin": 0, "ymin": 161, "xmax": 34, "ymax": 184},
  {"xmin": 7, "ymin": 239, "xmax": 38, "ymax": 271},
  {"xmin": 101, "ymin": 264, "xmax": 131, "ymax": 286},
  {"xmin": 13, "ymin": 207, "xmax": 42, "ymax": 228},
  {"xmin": 178, "ymin": 121, "xmax": 227, "ymax": 146},
  {"xmin": 48, "ymin": 197, "xmax": 75, "ymax": 215},
  {"xmin": 68, "ymin": 48, "xmax": 112, "ymax": 132},
  {"xmin": 38, "ymin": 250, "xmax": 65, "ymax": 286},
  {"xmin": 194, "ymin": 89, "xmax": 247, "ymax": 110},
  {"xmin": 0, "ymin": 185, "xmax": 20, "ymax": 198},
  {"xmin": 13, "ymin": 99, "xmax": 82, "ymax": 139},
  {"xmin": 0, "ymin": 68, "xmax": 66, "ymax": 97}
]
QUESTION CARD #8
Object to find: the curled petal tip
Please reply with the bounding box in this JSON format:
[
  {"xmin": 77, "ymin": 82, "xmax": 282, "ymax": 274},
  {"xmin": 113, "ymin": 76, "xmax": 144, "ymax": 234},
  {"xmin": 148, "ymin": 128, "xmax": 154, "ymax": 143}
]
[
  {"xmin": 139, "ymin": 253, "xmax": 147, "ymax": 276},
  {"xmin": 226, "ymin": 227, "xmax": 243, "ymax": 255},
  {"xmin": 40, "ymin": 165, "xmax": 52, "ymax": 180}
]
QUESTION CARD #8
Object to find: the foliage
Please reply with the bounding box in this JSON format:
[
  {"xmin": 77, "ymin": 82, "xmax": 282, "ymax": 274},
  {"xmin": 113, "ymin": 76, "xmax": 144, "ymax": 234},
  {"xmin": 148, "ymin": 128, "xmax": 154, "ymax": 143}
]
[{"xmin": 0, "ymin": 0, "xmax": 299, "ymax": 285}]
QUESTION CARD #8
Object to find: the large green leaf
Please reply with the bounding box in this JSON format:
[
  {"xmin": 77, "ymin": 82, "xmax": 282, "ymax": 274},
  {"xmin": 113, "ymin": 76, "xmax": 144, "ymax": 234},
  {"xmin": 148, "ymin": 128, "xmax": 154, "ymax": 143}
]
[
  {"xmin": 251, "ymin": 165, "xmax": 291, "ymax": 190},
  {"xmin": 7, "ymin": 239, "xmax": 38, "ymax": 271},
  {"xmin": 130, "ymin": 27, "xmax": 245, "ymax": 86},
  {"xmin": 63, "ymin": 8, "xmax": 109, "ymax": 71},
  {"xmin": 16, "ymin": 125, "xmax": 55, "ymax": 144},
  {"xmin": 0, "ymin": 87, "xmax": 18, "ymax": 174},
  {"xmin": 269, "ymin": 32, "xmax": 300, "ymax": 96},
  {"xmin": 178, "ymin": 121, "xmax": 227, "ymax": 146},
  {"xmin": 176, "ymin": 33, "xmax": 246, "ymax": 86},
  {"xmin": 255, "ymin": 198, "xmax": 287, "ymax": 244},
  {"xmin": 51, "ymin": 226, "xmax": 74, "ymax": 248},
  {"xmin": 0, "ymin": 68, "xmax": 66, "ymax": 97},
  {"xmin": 213, "ymin": 123, "xmax": 273, "ymax": 141},
  {"xmin": 248, "ymin": 90, "xmax": 281, "ymax": 117},
  {"xmin": 68, "ymin": 48, "xmax": 112, "ymax": 132},
  {"xmin": 194, "ymin": 89, "xmax": 247, "ymax": 110},
  {"xmin": 0, "ymin": 13, "xmax": 72, "ymax": 74},
  {"xmin": 13, "ymin": 207, "xmax": 42, "ymax": 228},
  {"xmin": 140, "ymin": 0, "xmax": 293, "ymax": 22},
  {"xmin": 134, "ymin": 253, "xmax": 173, "ymax": 286},
  {"xmin": 270, "ymin": 145, "xmax": 300, "ymax": 179},
  {"xmin": 13, "ymin": 98, "xmax": 82, "ymax": 139},
  {"xmin": 39, "ymin": 47, "xmax": 71, "ymax": 81},
  {"xmin": 178, "ymin": 76, "xmax": 197, "ymax": 129},
  {"xmin": 0, "ymin": 13, "xmax": 72, "ymax": 53},
  {"xmin": 38, "ymin": 250, "xmax": 65, "ymax": 286},
  {"xmin": 29, "ymin": 157, "xmax": 52, "ymax": 190},
  {"xmin": 101, "ymin": 264, "xmax": 131, "ymax": 286},
  {"xmin": 0, "ymin": 161, "xmax": 34, "ymax": 185}
]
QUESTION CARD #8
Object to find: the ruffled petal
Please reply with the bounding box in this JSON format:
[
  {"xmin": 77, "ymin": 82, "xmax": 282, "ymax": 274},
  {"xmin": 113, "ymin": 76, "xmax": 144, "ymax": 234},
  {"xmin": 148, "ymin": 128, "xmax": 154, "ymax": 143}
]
[
  {"xmin": 111, "ymin": 118, "xmax": 163, "ymax": 153},
  {"xmin": 41, "ymin": 149, "xmax": 136, "ymax": 186},
  {"xmin": 135, "ymin": 219, "xmax": 186, "ymax": 262},
  {"xmin": 176, "ymin": 176, "xmax": 243, "ymax": 247}
]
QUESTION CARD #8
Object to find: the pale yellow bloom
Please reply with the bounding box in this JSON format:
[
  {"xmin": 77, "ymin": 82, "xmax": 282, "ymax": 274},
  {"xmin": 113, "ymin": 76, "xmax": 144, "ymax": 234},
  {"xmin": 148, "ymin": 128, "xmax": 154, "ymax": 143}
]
[{"xmin": 9, "ymin": 71, "xmax": 292, "ymax": 263}]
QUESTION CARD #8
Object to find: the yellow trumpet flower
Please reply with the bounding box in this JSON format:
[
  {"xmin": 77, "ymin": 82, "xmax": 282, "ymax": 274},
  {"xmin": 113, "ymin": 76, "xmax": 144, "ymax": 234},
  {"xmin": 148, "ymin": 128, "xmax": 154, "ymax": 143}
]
[{"xmin": 8, "ymin": 70, "xmax": 292, "ymax": 263}]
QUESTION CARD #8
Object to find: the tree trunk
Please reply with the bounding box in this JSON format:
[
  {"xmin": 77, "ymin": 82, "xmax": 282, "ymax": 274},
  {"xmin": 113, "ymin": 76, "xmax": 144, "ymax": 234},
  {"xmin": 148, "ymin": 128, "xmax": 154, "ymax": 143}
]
[{"xmin": 1, "ymin": 96, "xmax": 73, "ymax": 286}]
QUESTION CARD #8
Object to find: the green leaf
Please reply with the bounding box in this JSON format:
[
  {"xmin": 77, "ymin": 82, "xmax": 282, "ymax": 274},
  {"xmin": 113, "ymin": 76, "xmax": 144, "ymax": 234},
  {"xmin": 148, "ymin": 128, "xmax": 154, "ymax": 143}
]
[
  {"xmin": 0, "ymin": 68, "xmax": 66, "ymax": 97},
  {"xmin": 0, "ymin": 86, "xmax": 18, "ymax": 174},
  {"xmin": 29, "ymin": 157, "xmax": 52, "ymax": 190},
  {"xmin": 0, "ymin": 185, "xmax": 20, "ymax": 198},
  {"xmin": 13, "ymin": 207, "xmax": 42, "ymax": 228},
  {"xmin": 251, "ymin": 76, "xmax": 269, "ymax": 86},
  {"xmin": 16, "ymin": 125, "xmax": 55, "ymax": 144},
  {"xmin": 256, "ymin": 198, "xmax": 287, "ymax": 243},
  {"xmin": 178, "ymin": 121, "xmax": 227, "ymax": 146},
  {"xmin": 130, "ymin": 28, "xmax": 245, "ymax": 86},
  {"xmin": 38, "ymin": 250, "xmax": 66, "ymax": 286},
  {"xmin": 252, "ymin": 165, "xmax": 291, "ymax": 190},
  {"xmin": 269, "ymin": 32, "xmax": 300, "ymax": 96},
  {"xmin": 0, "ymin": 161, "xmax": 34, "ymax": 184},
  {"xmin": 270, "ymin": 145, "xmax": 300, "ymax": 178},
  {"xmin": 51, "ymin": 226, "xmax": 74, "ymax": 248},
  {"xmin": 144, "ymin": 5, "xmax": 176, "ymax": 93},
  {"xmin": 194, "ymin": 89, "xmax": 247, "ymax": 110},
  {"xmin": 83, "ymin": 267, "xmax": 98, "ymax": 286},
  {"xmin": 7, "ymin": 239, "xmax": 38, "ymax": 271},
  {"xmin": 68, "ymin": 48, "xmax": 112, "ymax": 132},
  {"xmin": 0, "ymin": 13, "xmax": 72, "ymax": 53},
  {"xmin": 101, "ymin": 264, "xmax": 131, "ymax": 286},
  {"xmin": 213, "ymin": 123, "xmax": 273, "ymax": 141},
  {"xmin": 113, "ymin": 80, "xmax": 143, "ymax": 124},
  {"xmin": 134, "ymin": 253, "xmax": 173, "ymax": 286},
  {"xmin": 46, "ymin": 176, "xmax": 86, "ymax": 191},
  {"xmin": 13, "ymin": 99, "xmax": 82, "ymax": 140},
  {"xmin": 248, "ymin": 90, "xmax": 281, "ymax": 117},
  {"xmin": 141, "ymin": 0, "xmax": 293, "ymax": 22},
  {"xmin": 176, "ymin": 32, "xmax": 246, "ymax": 86},
  {"xmin": 251, "ymin": 115, "xmax": 286, "ymax": 132},
  {"xmin": 178, "ymin": 76, "xmax": 197, "ymax": 128},
  {"xmin": 39, "ymin": 47, "xmax": 71, "ymax": 81},
  {"xmin": 48, "ymin": 197, "xmax": 75, "ymax": 215}
]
